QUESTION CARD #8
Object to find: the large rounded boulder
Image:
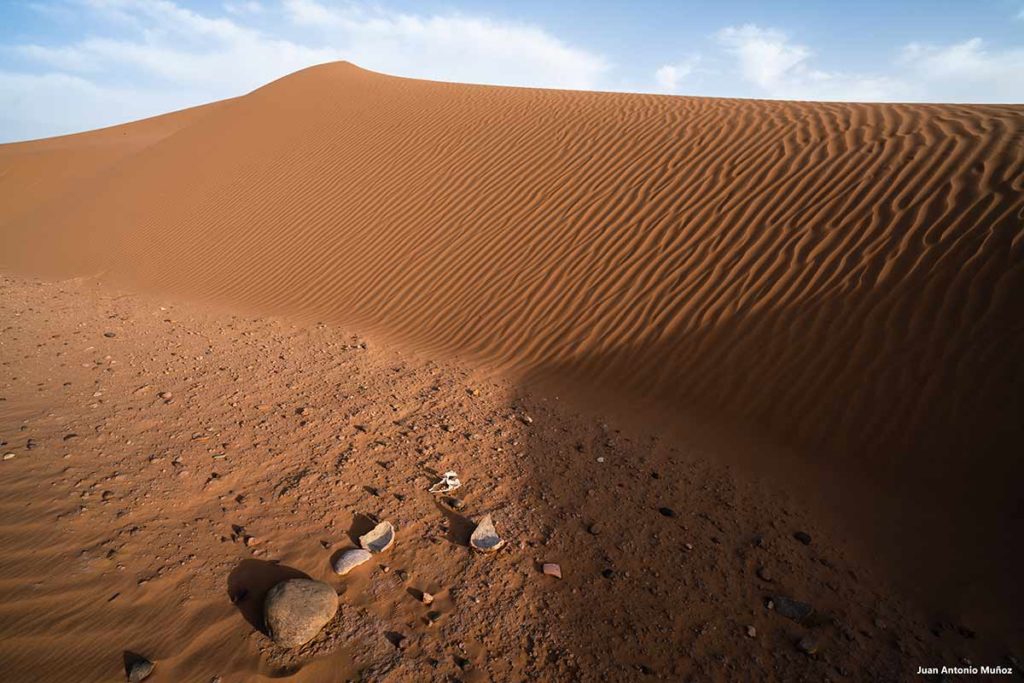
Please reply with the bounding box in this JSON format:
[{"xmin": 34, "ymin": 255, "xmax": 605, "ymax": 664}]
[{"xmin": 263, "ymin": 578, "xmax": 338, "ymax": 647}]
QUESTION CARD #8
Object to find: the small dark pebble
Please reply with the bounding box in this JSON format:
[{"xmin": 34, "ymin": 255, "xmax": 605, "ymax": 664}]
[
  {"xmin": 797, "ymin": 635, "xmax": 819, "ymax": 655},
  {"xmin": 602, "ymin": 568, "xmax": 615, "ymax": 579},
  {"xmin": 794, "ymin": 531, "xmax": 812, "ymax": 545},
  {"xmin": 770, "ymin": 595, "xmax": 814, "ymax": 622},
  {"xmin": 104, "ymin": 332, "xmax": 117, "ymax": 338},
  {"xmin": 658, "ymin": 507, "xmax": 676, "ymax": 518}
]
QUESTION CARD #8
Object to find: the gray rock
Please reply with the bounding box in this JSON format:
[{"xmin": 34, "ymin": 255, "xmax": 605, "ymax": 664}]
[
  {"xmin": 332, "ymin": 548, "xmax": 372, "ymax": 576},
  {"xmin": 264, "ymin": 579, "xmax": 338, "ymax": 647},
  {"xmin": 126, "ymin": 658, "xmax": 154, "ymax": 682},
  {"xmin": 771, "ymin": 595, "xmax": 814, "ymax": 622}
]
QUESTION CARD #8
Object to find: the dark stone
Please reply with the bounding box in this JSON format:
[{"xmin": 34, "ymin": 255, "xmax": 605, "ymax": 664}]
[
  {"xmin": 793, "ymin": 531, "xmax": 812, "ymax": 545},
  {"xmin": 771, "ymin": 596, "xmax": 814, "ymax": 622}
]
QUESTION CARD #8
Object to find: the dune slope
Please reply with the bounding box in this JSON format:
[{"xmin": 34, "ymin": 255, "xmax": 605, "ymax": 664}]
[{"xmin": 1, "ymin": 62, "xmax": 1022, "ymax": 629}]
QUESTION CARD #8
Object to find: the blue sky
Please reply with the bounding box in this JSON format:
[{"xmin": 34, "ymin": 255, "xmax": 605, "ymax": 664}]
[{"xmin": 1, "ymin": 0, "xmax": 1022, "ymax": 142}]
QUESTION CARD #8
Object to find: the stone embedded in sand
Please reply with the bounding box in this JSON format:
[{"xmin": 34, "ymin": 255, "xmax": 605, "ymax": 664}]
[
  {"xmin": 797, "ymin": 635, "xmax": 819, "ymax": 655},
  {"xmin": 158, "ymin": 391, "xmax": 172, "ymax": 399},
  {"xmin": 359, "ymin": 520, "xmax": 395, "ymax": 553},
  {"xmin": 794, "ymin": 531, "xmax": 812, "ymax": 545},
  {"xmin": 2, "ymin": 453, "xmax": 15, "ymax": 461},
  {"xmin": 469, "ymin": 515, "xmax": 503, "ymax": 553},
  {"xmin": 770, "ymin": 596, "xmax": 813, "ymax": 622},
  {"xmin": 421, "ymin": 591, "xmax": 434, "ymax": 605},
  {"xmin": 126, "ymin": 657, "xmax": 154, "ymax": 682},
  {"xmin": 263, "ymin": 578, "xmax": 338, "ymax": 648},
  {"xmin": 332, "ymin": 548, "xmax": 372, "ymax": 575},
  {"xmin": 542, "ymin": 563, "xmax": 562, "ymax": 579},
  {"xmin": 104, "ymin": 331, "xmax": 117, "ymax": 338}
]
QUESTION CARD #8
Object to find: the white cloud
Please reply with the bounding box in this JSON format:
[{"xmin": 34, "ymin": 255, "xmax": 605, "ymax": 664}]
[
  {"xmin": 656, "ymin": 24, "xmax": 1023, "ymax": 103},
  {"xmin": 654, "ymin": 58, "xmax": 699, "ymax": 93},
  {"xmin": 281, "ymin": 0, "xmax": 609, "ymax": 90},
  {"xmin": 712, "ymin": 24, "xmax": 900, "ymax": 101},
  {"xmin": 715, "ymin": 25, "xmax": 809, "ymax": 91},
  {"xmin": 899, "ymin": 38, "xmax": 1024, "ymax": 102}
]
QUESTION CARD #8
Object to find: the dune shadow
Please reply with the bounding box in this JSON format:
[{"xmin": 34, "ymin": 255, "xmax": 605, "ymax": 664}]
[
  {"xmin": 226, "ymin": 559, "xmax": 310, "ymax": 633},
  {"xmin": 505, "ymin": 281, "xmax": 1024, "ymax": 676}
]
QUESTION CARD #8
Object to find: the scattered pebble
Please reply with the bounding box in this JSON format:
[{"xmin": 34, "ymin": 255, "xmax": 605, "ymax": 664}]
[
  {"xmin": 756, "ymin": 565, "xmax": 773, "ymax": 582},
  {"xmin": 746, "ymin": 625, "xmax": 757, "ymax": 638},
  {"xmin": 126, "ymin": 656, "xmax": 154, "ymax": 682},
  {"xmin": 770, "ymin": 596, "xmax": 814, "ymax": 622},
  {"xmin": 797, "ymin": 635, "xmax": 819, "ymax": 655},
  {"xmin": 2, "ymin": 453, "xmax": 15, "ymax": 461},
  {"xmin": 421, "ymin": 591, "xmax": 434, "ymax": 605},
  {"xmin": 542, "ymin": 563, "xmax": 562, "ymax": 579},
  {"xmin": 794, "ymin": 531, "xmax": 812, "ymax": 545},
  {"xmin": 103, "ymin": 332, "xmax": 117, "ymax": 338},
  {"xmin": 359, "ymin": 520, "xmax": 396, "ymax": 553},
  {"xmin": 470, "ymin": 515, "xmax": 504, "ymax": 553},
  {"xmin": 658, "ymin": 507, "xmax": 675, "ymax": 518}
]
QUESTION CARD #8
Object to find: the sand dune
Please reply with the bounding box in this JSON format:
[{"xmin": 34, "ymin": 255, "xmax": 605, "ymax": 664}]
[
  {"xmin": 2, "ymin": 64, "xmax": 1020, "ymax": 465},
  {"xmin": 1, "ymin": 62, "xmax": 1022, "ymax": 675}
]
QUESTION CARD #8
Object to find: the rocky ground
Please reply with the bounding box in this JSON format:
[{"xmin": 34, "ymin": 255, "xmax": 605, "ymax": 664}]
[{"xmin": 0, "ymin": 274, "xmax": 1016, "ymax": 682}]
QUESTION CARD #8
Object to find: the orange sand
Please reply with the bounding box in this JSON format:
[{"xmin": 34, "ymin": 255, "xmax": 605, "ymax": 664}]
[{"xmin": 1, "ymin": 63, "xmax": 1022, "ymax": 679}]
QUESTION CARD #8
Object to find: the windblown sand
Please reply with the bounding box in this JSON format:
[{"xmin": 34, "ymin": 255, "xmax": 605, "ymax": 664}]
[{"xmin": 0, "ymin": 63, "xmax": 1021, "ymax": 680}]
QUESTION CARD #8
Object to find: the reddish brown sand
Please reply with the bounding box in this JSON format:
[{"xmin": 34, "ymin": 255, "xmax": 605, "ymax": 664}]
[{"xmin": 0, "ymin": 63, "xmax": 1022, "ymax": 680}]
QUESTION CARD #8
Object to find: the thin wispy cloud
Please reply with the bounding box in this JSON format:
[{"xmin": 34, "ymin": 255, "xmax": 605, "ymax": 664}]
[
  {"xmin": 282, "ymin": 0, "xmax": 609, "ymax": 90},
  {"xmin": 654, "ymin": 23, "xmax": 1024, "ymax": 103}
]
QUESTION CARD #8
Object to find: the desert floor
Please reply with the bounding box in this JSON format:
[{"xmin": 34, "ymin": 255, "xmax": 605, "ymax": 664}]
[{"xmin": 0, "ymin": 274, "xmax": 1017, "ymax": 681}]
